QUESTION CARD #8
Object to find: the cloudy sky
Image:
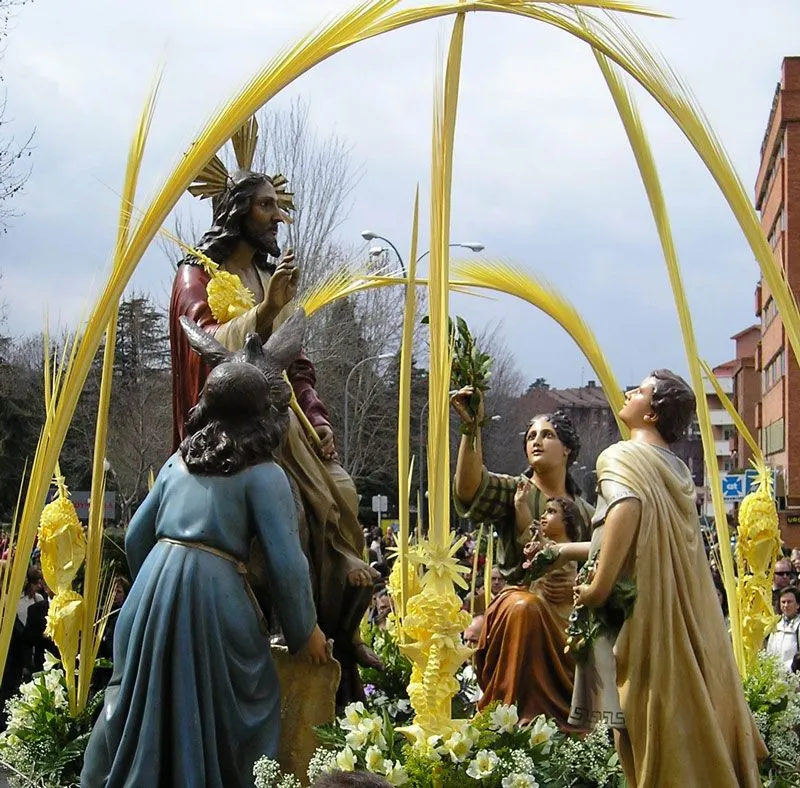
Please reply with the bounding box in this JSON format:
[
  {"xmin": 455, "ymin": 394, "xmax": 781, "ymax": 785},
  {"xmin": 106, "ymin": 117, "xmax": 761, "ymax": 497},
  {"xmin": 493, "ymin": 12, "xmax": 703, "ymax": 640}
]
[{"xmin": 0, "ymin": 0, "xmax": 796, "ymax": 390}]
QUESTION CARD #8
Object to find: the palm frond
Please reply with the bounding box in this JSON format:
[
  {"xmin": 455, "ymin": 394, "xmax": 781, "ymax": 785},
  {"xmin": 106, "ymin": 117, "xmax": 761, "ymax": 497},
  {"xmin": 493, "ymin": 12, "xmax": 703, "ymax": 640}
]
[
  {"xmin": 427, "ymin": 12, "xmax": 465, "ymax": 549},
  {"xmin": 452, "ymin": 259, "xmax": 627, "ymax": 435},
  {"xmin": 586, "ymin": 30, "xmax": 745, "ymax": 668},
  {"xmin": 700, "ymin": 360, "xmax": 761, "ymax": 466},
  {"xmin": 77, "ymin": 75, "xmax": 161, "ymax": 711},
  {"xmin": 397, "ymin": 186, "xmax": 420, "ymax": 622}
]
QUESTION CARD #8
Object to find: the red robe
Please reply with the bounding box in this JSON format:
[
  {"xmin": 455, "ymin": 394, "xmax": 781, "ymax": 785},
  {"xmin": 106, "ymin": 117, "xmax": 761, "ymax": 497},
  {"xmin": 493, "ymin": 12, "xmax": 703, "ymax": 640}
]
[{"xmin": 169, "ymin": 263, "xmax": 331, "ymax": 449}]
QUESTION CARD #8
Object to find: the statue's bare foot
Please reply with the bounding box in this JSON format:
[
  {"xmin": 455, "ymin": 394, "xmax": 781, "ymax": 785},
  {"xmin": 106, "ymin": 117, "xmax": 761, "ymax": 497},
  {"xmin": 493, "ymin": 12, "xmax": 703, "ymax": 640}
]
[
  {"xmin": 347, "ymin": 566, "xmax": 378, "ymax": 588},
  {"xmin": 353, "ymin": 641, "xmax": 384, "ymax": 671}
]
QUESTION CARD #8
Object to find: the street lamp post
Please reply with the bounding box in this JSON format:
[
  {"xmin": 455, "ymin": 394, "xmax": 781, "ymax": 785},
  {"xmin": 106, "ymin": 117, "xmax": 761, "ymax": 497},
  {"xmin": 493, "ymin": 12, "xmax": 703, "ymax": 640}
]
[
  {"xmin": 361, "ymin": 231, "xmax": 407, "ymax": 277},
  {"xmin": 343, "ymin": 353, "xmax": 394, "ymax": 471},
  {"xmin": 414, "ymin": 242, "xmax": 484, "ymax": 263},
  {"xmin": 362, "ymin": 230, "xmax": 485, "ymax": 277}
]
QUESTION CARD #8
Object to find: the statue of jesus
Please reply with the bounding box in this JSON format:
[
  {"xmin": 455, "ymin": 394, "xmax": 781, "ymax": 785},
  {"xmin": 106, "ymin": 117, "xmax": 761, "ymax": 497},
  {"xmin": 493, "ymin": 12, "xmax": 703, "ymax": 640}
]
[{"xmin": 169, "ymin": 125, "xmax": 381, "ymax": 703}]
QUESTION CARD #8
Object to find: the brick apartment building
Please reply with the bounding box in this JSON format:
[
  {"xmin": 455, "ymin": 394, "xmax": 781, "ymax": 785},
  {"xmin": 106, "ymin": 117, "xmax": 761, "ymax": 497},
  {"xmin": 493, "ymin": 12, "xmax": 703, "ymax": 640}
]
[
  {"xmin": 729, "ymin": 325, "xmax": 761, "ymax": 473},
  {"xmin": 752, "ymin": 57, "xmax": 800, "ymax": 546}
]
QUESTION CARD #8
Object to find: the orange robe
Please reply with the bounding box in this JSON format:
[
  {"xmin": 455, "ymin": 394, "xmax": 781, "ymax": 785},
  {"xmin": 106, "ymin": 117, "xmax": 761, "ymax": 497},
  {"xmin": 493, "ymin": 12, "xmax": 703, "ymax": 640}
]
[{"xmin": 476, "ymin": 566, "xmax": 579, "ymax": 727}]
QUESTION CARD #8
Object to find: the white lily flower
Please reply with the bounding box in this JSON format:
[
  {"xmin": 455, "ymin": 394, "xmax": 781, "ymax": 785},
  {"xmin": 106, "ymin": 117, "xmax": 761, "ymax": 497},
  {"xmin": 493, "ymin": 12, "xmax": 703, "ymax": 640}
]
[
  {"xmin": 502, "ymin": 774, "xmax": 539, "ymax": 788},
  {"xmin": 345, "ymin": 728, "xmax": 369, "ymax": 750},
  {"xmin": 466, "ymin": 749, "xmax": 499, "ymax": 779},
  {"xmin": 341, "ymin": 702, "xmax": 366, "ymax": 730},
  {"xmin": 336, "ymin": 746, "xmax": 357, "ymax": 772},
  {"xmin": 42, "ymin": 651, "xmax": 61, "ymax": 672},
  {"xmin": 527, "ymin": 715, "xmax": 557, "ymax": 753},
  {"xmin": 489, "ymin": 704, "xmax": 519, "ymax": 733},
  {"xmin": 441, "ymin": 730, "xmax": 473, "ymax": 763},
  {"xmin": 365, "ymin": 746, "xmax": 386, "ymax": 774},
  {"xmin": 451, "ymin": 719, "xmax": 481, "ymax": 746},
  {"xmin": 384, "ymin": 760, "xmax": 410, "ymax": 786}
]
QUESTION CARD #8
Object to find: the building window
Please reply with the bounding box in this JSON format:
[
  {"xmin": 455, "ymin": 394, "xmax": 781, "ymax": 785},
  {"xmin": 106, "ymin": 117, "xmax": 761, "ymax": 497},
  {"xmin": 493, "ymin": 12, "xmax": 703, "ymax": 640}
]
[
  {"xmin": 761, "ymin": 296, "xmax": 778, "ymax": 328},
  {"xmin": 722, "ymin": 427, "xmax": 736, "ymax": 441},
  {"xmin": 762, "ymin": 418, "xmax": 785, "ymax": 456},
  {"xmin": 762, "ymin": 349, "xmax": 786, "ymax": 393},
  {"xmin": 768, "ymin": 209, "xmax": 783, "ymax": 249}
]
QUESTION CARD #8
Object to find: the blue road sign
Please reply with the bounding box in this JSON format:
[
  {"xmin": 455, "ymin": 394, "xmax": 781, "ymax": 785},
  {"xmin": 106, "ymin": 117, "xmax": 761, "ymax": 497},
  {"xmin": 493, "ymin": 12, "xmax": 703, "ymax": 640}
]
[{"xmin": 721, "ymin": 474, "xmax": 744, "ymax": 501}]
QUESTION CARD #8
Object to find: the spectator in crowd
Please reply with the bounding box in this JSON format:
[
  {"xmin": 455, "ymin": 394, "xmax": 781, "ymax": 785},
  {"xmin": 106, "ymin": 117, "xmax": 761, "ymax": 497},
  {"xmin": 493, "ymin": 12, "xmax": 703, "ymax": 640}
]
[
  {"xmin": 463, "ymin": 615, "xmax": 484, "ymax": 649},
  {"xmin": 369, "ymin": 590, "xmax": 393, "ymax": 630},
  {"xmin": 766, "ymin": 586, "xmax": 800, "ymax": 672},
  {"xmin": 490, "ymin": 566, "xmax": 505, "ymax": 597},
  {"xmin": 94, "ymin": 578, "xmax": 131, "ymax": 690},
  {"xmin": 773, "ymin": 558, "xmax": 796, "ymax": 614}
]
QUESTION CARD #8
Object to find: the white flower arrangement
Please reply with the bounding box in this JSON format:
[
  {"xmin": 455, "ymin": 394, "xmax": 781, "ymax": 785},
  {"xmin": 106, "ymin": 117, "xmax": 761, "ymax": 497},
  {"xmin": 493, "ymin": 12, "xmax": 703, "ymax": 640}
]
[
  {"xmin": 252, "ymin": 757, "xmax": 302, "ymax": 788},
  {"xmin": 0, "ymin": 664, "xmax": 102, "ymax": 788},
  {"xmin": 742, "ymin": 652, "xmax": 800, "ymax": 786},
  {"xmin": 501, "ymin": 774, "xmax": 539, "ymax": 788}
]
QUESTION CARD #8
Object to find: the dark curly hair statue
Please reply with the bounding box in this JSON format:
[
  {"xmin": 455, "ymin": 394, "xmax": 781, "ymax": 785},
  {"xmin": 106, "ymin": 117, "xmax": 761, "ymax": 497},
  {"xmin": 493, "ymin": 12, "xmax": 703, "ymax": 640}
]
[
  {"xmin": 185, "ymin": 170, "xmax": 280, "ymax": 272},
  {"xmin": 649, "ymin": 368, "xmax": 696, "ymax": 444},
  {"xmin": 180, "ymin": 362, "xmax": 289, "ymax": 475},
  {"xmin": 521, "ymin": 409, "xmax": 582, "ymax": 497}
]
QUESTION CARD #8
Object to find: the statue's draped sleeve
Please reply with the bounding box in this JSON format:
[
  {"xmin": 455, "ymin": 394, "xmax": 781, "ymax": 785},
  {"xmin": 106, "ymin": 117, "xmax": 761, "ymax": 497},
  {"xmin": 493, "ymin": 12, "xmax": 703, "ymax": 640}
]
[
  {"xmin": 169, "ymin": 263, "xmax": 331, "ymax": 449},
  {"xmin": 246, "ymin": 462, "xmax": 317, "ymax": 653},
  {"xmin": 125, "ymin": 466, "xmax": 164, "ymax": 578}
]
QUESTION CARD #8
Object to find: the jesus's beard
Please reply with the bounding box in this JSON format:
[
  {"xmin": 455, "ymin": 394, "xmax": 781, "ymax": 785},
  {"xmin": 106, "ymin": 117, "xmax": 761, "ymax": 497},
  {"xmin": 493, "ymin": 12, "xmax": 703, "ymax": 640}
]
[{"xmin": 243, "ymin": 220, "xmax": 281, "ymax": 259}]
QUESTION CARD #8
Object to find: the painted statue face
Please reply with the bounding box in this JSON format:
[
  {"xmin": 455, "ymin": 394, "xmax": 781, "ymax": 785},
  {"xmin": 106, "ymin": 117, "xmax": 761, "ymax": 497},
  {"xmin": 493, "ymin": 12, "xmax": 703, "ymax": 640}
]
[
  {"xmin": 242, "ymin": 180, "xmax": 284, "ymax": 258},
  {"xmin": 540, "ymin": 499, "xmax": 567, "ymax": 542},
  {"xmin": 524, "ymin": 417, "xmax": 569, "ymax": 472},
  {"xmin": 620, "ymin": 376, "xmax": 657, "ymax": 430}
]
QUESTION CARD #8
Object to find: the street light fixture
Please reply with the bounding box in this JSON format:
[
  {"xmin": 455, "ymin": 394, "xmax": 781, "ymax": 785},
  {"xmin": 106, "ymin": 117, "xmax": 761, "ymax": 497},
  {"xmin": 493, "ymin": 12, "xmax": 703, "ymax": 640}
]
[
  {"xmin": 361, "ymin": 231, "xmax": 486, "ymax": 277},
  {"xmin": 361, "ymin": 230, "xmax": 407, "ymax": 277},
  {"xmin": 414, "ymin": 242, "xmax": 485, "ymax": 263},
  {"xmin": 343, "ymin": 353, "xmax": 394, "ymax": 471}
]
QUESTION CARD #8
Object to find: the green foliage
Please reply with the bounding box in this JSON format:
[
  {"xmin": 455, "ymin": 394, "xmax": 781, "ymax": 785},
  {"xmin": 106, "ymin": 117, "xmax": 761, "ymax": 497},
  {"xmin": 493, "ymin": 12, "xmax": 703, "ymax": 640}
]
[
  {"xmin": 449, "ymin": 316, "xmax": 492, "ymax": 446},
  {"xmin": 566, "ymin": 559, "xmax": 636, "ymax": 664},
  {"xmin": 421, "ymin": 314, "xmax": 492, "ymax": 445},
  {"xmin": 521, "ymin": 545, "xmax": 560, "ymax": 585},
  {"xmin": 449, "ymin": 316, "xmax": 492, "ymax": 398},
  {"xmin": 360, "ymin": 624, "xmax": 412, "ymax": 711}
]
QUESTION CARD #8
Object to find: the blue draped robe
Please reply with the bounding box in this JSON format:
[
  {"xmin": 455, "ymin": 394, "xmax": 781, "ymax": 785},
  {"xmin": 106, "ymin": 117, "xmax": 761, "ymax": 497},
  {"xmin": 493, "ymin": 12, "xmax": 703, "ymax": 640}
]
[{"xmin": 81, "ymin": 453, "xmax": 317, "ymax": 788}]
